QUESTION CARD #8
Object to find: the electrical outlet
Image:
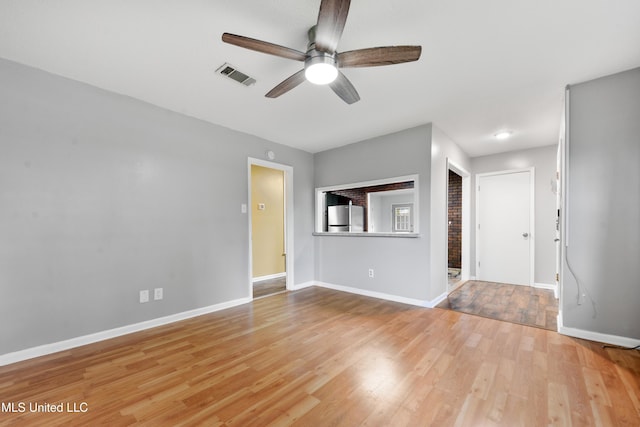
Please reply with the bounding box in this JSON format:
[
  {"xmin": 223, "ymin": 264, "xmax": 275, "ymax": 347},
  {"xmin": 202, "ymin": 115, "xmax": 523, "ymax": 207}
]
[
  {"xmin": 139, "ymin": 290, "xmax": 149, "ymax": 303},
  {"xmin": 368, "ymin": 269, "xmax": 374, "ymax": 278},
  {"xmin": 154, "ymin": 287, "xmax": 163, "ymax": 301}
]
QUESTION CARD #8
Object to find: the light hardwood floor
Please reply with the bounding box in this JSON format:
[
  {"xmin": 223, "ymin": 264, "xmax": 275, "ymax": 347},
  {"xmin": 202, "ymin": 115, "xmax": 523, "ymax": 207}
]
[
  {"xmin": 253, "ymin": 277, "xmax": 286, "ymax": 299},
  {"xmin": 1, "ymin": 287, "xmax": 639, "ymax": 426}
]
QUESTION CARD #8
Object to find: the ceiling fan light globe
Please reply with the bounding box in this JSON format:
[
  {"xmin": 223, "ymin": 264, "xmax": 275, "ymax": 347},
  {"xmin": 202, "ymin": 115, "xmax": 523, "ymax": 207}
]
[
  {"xmin": 305, "ymin": 63, "xmax": 338, "ymax": 85},
  {"xmin": 304, "ymin": 52, "xmax": 338, "ymax": 85}
]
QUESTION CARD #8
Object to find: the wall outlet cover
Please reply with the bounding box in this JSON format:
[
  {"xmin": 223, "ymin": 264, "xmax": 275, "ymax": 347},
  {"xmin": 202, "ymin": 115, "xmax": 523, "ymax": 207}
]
[
  {"xmin": 139, "ymin": 290, "xmax": 149, "ymax": 303},
  {"xmin": 154, "ymin": 288, "xmax": 163, "ymax": 300}
]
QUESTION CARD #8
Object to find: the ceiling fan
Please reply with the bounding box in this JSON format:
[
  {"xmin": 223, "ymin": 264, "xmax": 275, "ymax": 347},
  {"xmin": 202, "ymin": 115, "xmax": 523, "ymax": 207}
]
[{"xmin": 221, "ymin": 0, "xmax": 422, "ymax": 104}]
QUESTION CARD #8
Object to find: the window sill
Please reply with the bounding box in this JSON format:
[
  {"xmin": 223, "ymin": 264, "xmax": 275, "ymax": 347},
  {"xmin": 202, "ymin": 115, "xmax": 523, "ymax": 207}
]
[{"xmin": 313, "ymin": 232, "xmax": 419, "ymax": 238}]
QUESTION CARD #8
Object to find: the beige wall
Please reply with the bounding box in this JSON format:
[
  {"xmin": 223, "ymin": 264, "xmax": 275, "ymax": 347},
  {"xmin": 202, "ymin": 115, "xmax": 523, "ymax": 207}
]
[{"xmin": 251, "ymin": 165, "xmax": 285, "ymax": 279}]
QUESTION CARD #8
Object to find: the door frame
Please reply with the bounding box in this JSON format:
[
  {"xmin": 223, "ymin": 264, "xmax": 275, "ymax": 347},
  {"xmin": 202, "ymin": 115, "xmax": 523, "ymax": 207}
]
[
  {"xmin": 475, "ymin": 167, "xmax": 535, "ymax": 286},
  {"xmin": 247, "ymin": 158, "xmax": 294, "ymax": 298},
  {"xmin": 446, "ymin": 159, "xmax": 471, "ymax": 290}
]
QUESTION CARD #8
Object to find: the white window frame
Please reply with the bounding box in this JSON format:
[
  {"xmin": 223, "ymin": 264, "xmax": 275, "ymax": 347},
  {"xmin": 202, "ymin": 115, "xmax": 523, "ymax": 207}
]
[{"xmin": 392, "ymin": 203, "xmax": 413, "ymax": 232}]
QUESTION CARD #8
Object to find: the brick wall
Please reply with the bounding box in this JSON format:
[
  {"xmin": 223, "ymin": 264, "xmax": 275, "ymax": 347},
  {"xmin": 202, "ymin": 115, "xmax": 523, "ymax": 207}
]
[
  {"xmin": 448, "ymin": 170, "xmax": 462, "ymax": 268},
  {"xmin": 328, "ymin": 181, "xmax": 414, "ymax": 231}
]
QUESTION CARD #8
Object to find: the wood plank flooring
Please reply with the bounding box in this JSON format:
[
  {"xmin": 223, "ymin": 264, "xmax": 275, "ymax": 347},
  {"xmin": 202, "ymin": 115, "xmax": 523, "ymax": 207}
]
[
  {"xmin": 253, "ymin": 277, "xmax": 286, "ymax": 299},
  {"xmin": 438, "ymin": 280, "xmax": 559, "ymax": 331},
  {"xmin": 1, "ymin": 287, "xmax": 639, "ymax": 426}
]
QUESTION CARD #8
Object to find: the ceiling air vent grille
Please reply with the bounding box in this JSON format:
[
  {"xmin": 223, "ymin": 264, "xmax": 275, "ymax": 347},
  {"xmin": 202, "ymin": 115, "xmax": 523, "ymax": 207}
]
[{"xmin": 216, "ymin": 63, "xmax": 256, "ymax": 86}]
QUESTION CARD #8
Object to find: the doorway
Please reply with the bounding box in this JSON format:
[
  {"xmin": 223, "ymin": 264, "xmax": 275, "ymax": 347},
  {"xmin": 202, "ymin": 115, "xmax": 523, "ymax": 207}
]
[
  {"xmin": 248, "ymin": 158, "xmax": 293, "ymax": 299},
  {"xmin": 447, "ymin": 160, "xmax": 470, "ymax": 290},
  {"xmin": 448, "ymin": 170, "xmax": 462, "ymax": 285},
  {"xmin": 476, "ymin": 168, "xmax": 534, "ymax": 286}
]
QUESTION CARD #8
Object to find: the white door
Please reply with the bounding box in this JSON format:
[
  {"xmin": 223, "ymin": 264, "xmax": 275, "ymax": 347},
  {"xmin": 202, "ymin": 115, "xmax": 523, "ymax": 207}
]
[{"xmin": 477, "ymin": 169, "xmax": 533, "ymax": 285}]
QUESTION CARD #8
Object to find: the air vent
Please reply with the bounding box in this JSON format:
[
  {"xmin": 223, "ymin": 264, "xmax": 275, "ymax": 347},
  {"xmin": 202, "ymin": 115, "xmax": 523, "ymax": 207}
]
[{"xmin": 216, "ymin": 63, "xmax": 256, "ymax": 87}]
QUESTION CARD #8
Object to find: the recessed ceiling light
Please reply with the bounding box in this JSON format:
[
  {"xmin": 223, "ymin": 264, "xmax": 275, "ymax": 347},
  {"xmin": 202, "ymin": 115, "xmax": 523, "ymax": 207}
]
[{"xmin": 494, "ymin": 131, "xmax": 512, "ymax": 140}]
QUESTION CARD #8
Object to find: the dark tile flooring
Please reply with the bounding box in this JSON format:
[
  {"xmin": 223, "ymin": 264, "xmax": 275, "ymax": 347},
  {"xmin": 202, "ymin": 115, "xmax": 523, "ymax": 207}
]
[{"xmin": 437, "ymin": 280, "xmax": 558, "ymax": 331}]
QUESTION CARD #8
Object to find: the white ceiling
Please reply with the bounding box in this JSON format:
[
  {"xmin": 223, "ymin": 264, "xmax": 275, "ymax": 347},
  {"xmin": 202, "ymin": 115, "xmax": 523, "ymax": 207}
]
[{"xmin": 1, "ymin": 0, "xmax": 639, "ymax": 156}]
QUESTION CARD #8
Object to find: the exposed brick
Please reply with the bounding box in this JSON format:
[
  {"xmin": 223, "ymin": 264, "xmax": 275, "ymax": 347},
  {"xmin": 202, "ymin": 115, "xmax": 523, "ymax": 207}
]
[{"xmin": 448, "ymin": 171, "xmax": 462, "ymax": 268}]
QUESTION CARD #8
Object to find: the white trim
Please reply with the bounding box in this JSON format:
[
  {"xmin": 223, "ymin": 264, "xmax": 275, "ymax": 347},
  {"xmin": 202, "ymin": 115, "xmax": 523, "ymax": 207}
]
[
  {"xmin": 564, "ymin": 86, "xmax": 571, "ymax": 247},
  {"xmin": 429, "ymin": 291, "xmax": 449, "ymax": 307},
  {"xmin": 0, "ymin": 297, "xmax": 252, "ymax": 367},
  {"xmin": 313, "ymin": 232, "xmax": 419, "ymax": 238},
  {"xmin": 559, "ymin": 87, "xmax": 570, "ymax": 325},
  {"xmin": 315, "ymin": 174, "xmax": 418, "ymax": 193},
  {"xmin": 252, "ymin": 272, "xmax": 286, "ymax": 283},
  {"xmin": 533, "ymin": 282, "xmax": 559, "ymax": 299},
  {"xmin": 248, "ymin": 158, "xmax": 294, "ymax": 296},
  {"xmin": 314, "ymin": 281, "xmax": 445, "ymax": 308},
  {"xmin": 557, "ymin": 312, "xmax": 640, "ymax": 348},
  {"xmin": 446, "ymin": 159, "xmax": 471, "ymax": 288},
  {"xmin": 475, "ymin": 167, "xmax": 535, "ymax": 286},
  {"xmin": 289, "ymin": 281, "xmax": 315, "ymax": 291}
]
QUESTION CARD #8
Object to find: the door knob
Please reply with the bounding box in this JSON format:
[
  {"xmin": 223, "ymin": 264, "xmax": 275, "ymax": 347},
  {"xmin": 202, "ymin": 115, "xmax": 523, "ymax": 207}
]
[{"xmin": 522, "ymin": 232, "xmax": 529, "ymax": 238}]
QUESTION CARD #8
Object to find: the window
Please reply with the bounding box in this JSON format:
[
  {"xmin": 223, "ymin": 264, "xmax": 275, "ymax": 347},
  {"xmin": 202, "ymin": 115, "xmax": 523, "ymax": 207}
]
[
  {"xmin": 392, "ymin": 204, "xmax": 413, "ymax": 232},
  {"xmin": 314, "ymin": 175, "xmax": 419, "ymax": 236}
]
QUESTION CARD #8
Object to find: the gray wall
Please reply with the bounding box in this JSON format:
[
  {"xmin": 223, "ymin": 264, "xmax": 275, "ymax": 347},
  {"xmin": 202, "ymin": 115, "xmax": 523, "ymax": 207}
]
[
  {"xmin": 0, "ymin": 58, "xmax": 315, "ymax": 354},
  {"xmin": 430, "ymin": 126, "xmax": 471, "ymax": 299},
  {"xmin": 370, "ymin": 192, "xmax": 413, "ymax": 233},
  {"xmin": 563, "ymin": 67, "xmax": 640, "ymax": 339},
  {"xmin": 314, "ymin": 125, "xmax": 433, "ymax": 301},
  {"xmin": 471, "ymin": 145, "xmax": 558, "ymax": 285}
]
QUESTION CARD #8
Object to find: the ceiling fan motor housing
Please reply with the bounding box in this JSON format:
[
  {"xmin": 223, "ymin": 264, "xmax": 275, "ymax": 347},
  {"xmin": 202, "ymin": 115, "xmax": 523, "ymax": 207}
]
[{"xmin": 304, "ymin": 51, "xmax": 338, "ymax": 85}]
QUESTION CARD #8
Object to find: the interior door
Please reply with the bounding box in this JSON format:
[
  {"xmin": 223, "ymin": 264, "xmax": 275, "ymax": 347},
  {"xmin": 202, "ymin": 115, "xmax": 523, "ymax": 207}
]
[{"xmin": 477, "ymin": 170, "xmax": 532, "ymax": 285}]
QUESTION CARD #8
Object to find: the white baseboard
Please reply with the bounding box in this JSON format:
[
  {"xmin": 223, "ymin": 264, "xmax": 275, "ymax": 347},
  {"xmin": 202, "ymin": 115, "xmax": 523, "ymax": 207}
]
[
  {"xmin": 0, "ymin": 297, "xmax": 252, "ymax": 367},
  {"xmin": 533, "ymin": 282, "xmax": 557, "ymax": 299},
  {"xmin": 557, "ymin": 312, "xmax": 640, "ymax": 348},
  {"xmin": 289, "ymin": 281, "xmax": 315, "ymax": 291},
  {"xmin": 429, "ymin": 291, "xmax": 449, "ymax": 307},
  {"xmin": 314, "ymin": 281, "xmax": 444, "ymax": 308},
  {"xmin": 252, "ymin": 272, "xmax": 286, "ymax": 282}
]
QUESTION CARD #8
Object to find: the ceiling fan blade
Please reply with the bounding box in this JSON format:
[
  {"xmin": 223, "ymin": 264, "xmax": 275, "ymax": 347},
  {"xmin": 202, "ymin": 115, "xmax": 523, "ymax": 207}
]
[
  {"xmin": 315, "ymin": 0, "xmax": 350, "ymax": 53},
  {"xmin": 265, "ymin": 69, "xmax": 306, "ymax": 98},
  {"xmin": 329, "ymin": 71, "xmax": 360, "ymax": 104},
  {"xmin": 222, "ymin": 33, "xmax": 306, "ymax": 62},
  {"xmin": 338, "ymin": 46, "xmax": 422, "ymax": 68}
]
